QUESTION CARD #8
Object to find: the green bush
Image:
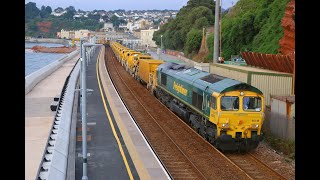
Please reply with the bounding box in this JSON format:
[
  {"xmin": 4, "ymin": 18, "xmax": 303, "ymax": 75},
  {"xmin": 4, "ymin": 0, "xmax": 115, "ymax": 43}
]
[{"xmin": 221, "ymin": 0, "xmax": 290, "ymax": 59}]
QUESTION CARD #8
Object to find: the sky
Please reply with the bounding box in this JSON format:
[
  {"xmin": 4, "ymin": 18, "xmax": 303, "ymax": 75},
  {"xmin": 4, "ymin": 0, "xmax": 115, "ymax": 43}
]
[{"xmin": 25, "ymin": 0, "xmax": 239, "ymax": 11}]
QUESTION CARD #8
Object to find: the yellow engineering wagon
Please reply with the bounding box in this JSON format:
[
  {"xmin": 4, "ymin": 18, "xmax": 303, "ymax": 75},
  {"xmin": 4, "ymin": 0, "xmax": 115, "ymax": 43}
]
[{"xmin": 135, "ymin": 59, "xmax": 164, "ymax": 90}]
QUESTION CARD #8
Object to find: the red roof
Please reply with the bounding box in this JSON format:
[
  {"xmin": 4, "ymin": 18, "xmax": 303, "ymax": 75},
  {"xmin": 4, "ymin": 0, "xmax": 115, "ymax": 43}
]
[{"xmin": 241, "ymin": 52, "xmax": 294, "ymax": 74}]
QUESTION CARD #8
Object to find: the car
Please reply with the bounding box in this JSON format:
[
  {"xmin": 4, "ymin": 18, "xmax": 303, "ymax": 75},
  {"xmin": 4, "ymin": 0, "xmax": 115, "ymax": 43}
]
[{"xmin": 232, "ymin": 57, "xmax": 245, "ymax": 63}]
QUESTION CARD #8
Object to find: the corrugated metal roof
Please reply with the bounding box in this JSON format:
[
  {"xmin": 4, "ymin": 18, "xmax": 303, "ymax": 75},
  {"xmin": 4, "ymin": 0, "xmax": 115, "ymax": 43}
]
[{"xmin": 241, "ymin": 52, "xmax": 294, "ymax": 74}]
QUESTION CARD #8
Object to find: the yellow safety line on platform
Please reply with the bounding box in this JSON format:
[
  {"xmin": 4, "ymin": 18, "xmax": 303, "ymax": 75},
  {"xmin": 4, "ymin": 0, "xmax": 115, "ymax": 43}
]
[{"xmin": 96, "ymin": 50, "xmax": 134, "ymax": 180}]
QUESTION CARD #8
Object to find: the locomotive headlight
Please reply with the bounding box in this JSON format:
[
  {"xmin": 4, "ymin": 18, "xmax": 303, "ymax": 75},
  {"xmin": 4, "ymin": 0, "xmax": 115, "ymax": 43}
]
[
  {"xmin": 240, "ymin": 92, "xmax": 244, "ymax": 96},
  {"xmin": 251, "ymin": 124, "xmax": 259, "ymax": 129},
  {"xmin": 222, "ymin": 123, "xmax": 229, "ymax": 128}
]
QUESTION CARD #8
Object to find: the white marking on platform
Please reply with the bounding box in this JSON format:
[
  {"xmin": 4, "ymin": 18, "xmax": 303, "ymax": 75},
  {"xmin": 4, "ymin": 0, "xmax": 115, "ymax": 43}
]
[
  {"xmin": 78, "ymin": 153, "xmax": 91, "ymax": 158},
  {"xmin": 87, "ymin": 122, "xmax": 96, "ymax": 126}
]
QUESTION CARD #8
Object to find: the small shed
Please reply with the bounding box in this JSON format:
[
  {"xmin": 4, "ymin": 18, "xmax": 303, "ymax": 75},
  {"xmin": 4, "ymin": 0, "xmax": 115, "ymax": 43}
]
[
  {"xmin": 209, "ymin": 63, "xmax": 293, "ymax": 106},
  {"xmin": 269, "ymin": 95, "xmax": 295, "ymax": 141}
]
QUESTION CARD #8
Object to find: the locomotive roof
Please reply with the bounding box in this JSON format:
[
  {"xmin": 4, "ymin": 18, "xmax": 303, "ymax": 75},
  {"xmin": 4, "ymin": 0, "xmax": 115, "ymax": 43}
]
[{"xmin": 158, "ymin": 63, "xmax": 263, "ymax": 94}]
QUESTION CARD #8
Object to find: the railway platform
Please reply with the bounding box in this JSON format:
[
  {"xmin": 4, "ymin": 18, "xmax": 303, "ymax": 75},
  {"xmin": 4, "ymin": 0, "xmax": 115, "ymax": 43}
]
[{"xmin": 74, "ymin": 45, "xmax": 170, "ymax": 179}]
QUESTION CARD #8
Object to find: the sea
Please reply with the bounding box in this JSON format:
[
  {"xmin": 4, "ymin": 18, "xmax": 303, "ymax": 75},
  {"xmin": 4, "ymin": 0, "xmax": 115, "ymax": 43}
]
[{"xmin": 25, "ymin": 42, "xmax": 67, "ymax": 76}]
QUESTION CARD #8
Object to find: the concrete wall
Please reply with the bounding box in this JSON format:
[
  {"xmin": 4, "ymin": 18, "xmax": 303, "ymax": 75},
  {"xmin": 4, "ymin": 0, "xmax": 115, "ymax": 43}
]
[
  {"xmin": 194, "ymin": 62, "xmax": 210, "ymax": 72},
  {"xmin": 266, "ymin": 97, "xmax": 295, "ymax": 141},
  {"xmin": 162, "ymin": 49, "xmax": 196, "ymax": 68},
  {"xmin": 25, "ymin": 38, "xmax": 69, "ymax": 46},
  {"xmin": 25, "ymin": 49, "xmax": 80, "ymax": 95},
  {"xmin": 36, "ymin": 61, "xmax": 80, "ymax": 179},
  {"xmin": 180, "ymin": 56, "xmax": 195, "ymax": 67},
  {"xmin": 209, "ymin": 64, "xmax": 248, "ymax": 83}
]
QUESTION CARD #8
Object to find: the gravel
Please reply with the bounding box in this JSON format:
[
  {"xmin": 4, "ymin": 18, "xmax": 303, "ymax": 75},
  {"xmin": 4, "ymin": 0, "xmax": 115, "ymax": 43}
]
[{"xmin": 250, "ymin": 142, "xmax": 295, "ymax": 180}]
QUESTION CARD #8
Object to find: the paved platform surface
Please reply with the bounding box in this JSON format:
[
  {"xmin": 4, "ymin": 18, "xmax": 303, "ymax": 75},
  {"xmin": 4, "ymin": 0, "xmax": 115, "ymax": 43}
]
[
  {"xmin": 25, "ymin": 53, "xmax": 80, "ymax": 180},
  {"xmin": 99, "ymin": 47, "xmax": 170, "ymax": 179},
  {"xmin": 75, "ymin": 46, "xmax": 139, "ymax": 179}
]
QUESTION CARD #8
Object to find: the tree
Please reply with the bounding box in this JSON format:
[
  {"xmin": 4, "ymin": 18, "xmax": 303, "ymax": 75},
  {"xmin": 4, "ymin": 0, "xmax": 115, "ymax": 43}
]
[
  {"xmin": 25, "ymin": 2, "xmax": 40, "ymax": 19},
  {"xmin": 63, "ymin": 6, "xmax": 76, "ymax": 19},
  {"xmin": 153, "ymin": 1, "xmax": 215, "ymax": 59},
  {"xmin": 194, "ymin": 17, "xmax": 209, "ymax": 29},
  {"xmin": 184, "ymin": 28, "xmax": 202, "ymax": 56},
  {"xmin": 54, "ymin": 7, "xmax": 64, "ymax": 13},
  {"xmin": 111, "ymin": 15, "xmax": 120, "ymax": 27},
  {"xmin": 220, "ymin": 0, "xmax": 290, "ymax": 59},
  {"xmin": 45, "ymin": 6, "xmax": 52, "ymax": 15},
  {"xmin": 66, "ymin": 6, "xmax": 76, "ymax": 13},
  {"xmin": 40, "ymin": 5, "xmax": 52, "ymax": 18},
  {"xmin": 88, "ymin": 14, "xmax": 100, "ymax": 21},
  {"xmin": 186, "ymin": 0, "xmax": 215, "ymax": 14}
]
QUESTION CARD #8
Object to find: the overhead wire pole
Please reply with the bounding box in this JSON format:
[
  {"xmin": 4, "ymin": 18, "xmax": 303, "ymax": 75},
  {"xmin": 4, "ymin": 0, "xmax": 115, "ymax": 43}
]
[{"xmin": 213, "ymin": 0, "xmax": 221, "ymax": 63}]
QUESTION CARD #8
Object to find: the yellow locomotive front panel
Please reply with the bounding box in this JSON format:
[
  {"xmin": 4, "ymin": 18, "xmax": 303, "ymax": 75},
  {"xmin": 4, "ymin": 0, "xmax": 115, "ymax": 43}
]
[{"xmin": 210, "ymin": 91, "xmax": 264, "ymax": 151}]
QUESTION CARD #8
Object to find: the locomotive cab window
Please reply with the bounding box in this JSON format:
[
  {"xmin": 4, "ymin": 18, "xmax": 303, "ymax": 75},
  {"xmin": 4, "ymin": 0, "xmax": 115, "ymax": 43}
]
[
  {"xmin": 210, "ymin": 96, "xmax": 217, "ymax": 109},
  {"xmin": 243, "ymin": 96, "xmax": 261, "ymax": 111},
  {"xmin": 221, "ymin": 96, "xmax": 239, "ymax": 111},
  {"xmin": 161, "ymin": 74, "xmax": 167, "ymax": 86}
]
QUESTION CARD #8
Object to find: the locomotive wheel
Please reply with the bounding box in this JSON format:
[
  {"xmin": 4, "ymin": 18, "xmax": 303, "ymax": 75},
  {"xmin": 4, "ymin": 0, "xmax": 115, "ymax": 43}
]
[{"xmin": 191, "ymin": 123, "xmax": 199, "ymax": 133}]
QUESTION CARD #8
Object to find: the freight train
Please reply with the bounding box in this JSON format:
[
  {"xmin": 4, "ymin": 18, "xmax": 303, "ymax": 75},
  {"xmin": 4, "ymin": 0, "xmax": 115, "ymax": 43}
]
[{"xmin": 109, "ymin": 41, "xmax": 264, "ymax": 152}]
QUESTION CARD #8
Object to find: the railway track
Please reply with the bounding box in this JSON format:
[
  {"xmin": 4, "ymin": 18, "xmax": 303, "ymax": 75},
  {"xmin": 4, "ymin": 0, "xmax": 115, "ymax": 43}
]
[
  {"xmin": 104, "ymin": 45, "xmax": 249, "ymax": 179},
  {"xmin": 224, "ymin": 152, "xmax": 287, "ymax": 179}
]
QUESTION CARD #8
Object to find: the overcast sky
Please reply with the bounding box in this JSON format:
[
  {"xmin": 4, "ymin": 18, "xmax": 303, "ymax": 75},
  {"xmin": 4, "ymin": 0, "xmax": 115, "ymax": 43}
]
[{"xmin": 25, "ymin": 0, "xmax": 239, "ymax": 11}]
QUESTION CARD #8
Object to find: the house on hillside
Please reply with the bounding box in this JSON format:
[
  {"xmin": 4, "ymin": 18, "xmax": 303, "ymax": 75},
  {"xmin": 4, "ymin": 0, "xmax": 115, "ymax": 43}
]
[
  {"xmin": 140, "ymin": 27, "xmax": 158, "ymax": 48},
  {"xmin": 103, "ymin": 23, "xmax": 114, "ymax": 32},
  {"xmin": 51, "ymin": 10, "xmax": 67, "ymax": 17}
]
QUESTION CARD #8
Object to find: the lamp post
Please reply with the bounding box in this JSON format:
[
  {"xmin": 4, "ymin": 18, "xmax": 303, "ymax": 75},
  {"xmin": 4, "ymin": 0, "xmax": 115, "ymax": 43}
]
[
  {"xmin": 160, "ymin": 35, "xmax": 163, "ymax": 60},
  {"xmin": 81, "ymin": 42, "xmax": 99, "ymax": 180},
  {"xmin": 79, "ymin": 38, "xmax": 83, "ymax": 115}
]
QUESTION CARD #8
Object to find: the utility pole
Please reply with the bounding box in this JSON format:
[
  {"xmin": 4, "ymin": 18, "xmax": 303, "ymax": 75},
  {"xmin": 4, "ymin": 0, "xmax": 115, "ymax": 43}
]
[
  {"xmin": 213, "ymin": 0, "xmax": 221, "ymax": 63},
  {"xmin": 220, "ymin": 0, "xmax": 222, "ymax": 57}
]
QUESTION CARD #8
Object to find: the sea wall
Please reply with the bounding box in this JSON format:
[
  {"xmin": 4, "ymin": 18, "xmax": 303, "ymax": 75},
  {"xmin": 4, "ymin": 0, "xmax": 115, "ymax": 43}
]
[
  {"xmin": 25, "ymin": 49, "xmax": 80, "ymax": 94},
  {"xmin": 25, "ymin": 38, "xmax": 69, "ymax": 46}
]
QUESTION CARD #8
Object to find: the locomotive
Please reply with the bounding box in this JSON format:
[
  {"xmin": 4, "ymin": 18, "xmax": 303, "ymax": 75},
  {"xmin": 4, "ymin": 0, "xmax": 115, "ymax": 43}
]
[{"xmin": 109, "ymin": 41, "xmax": 264, "ymax": 152}]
